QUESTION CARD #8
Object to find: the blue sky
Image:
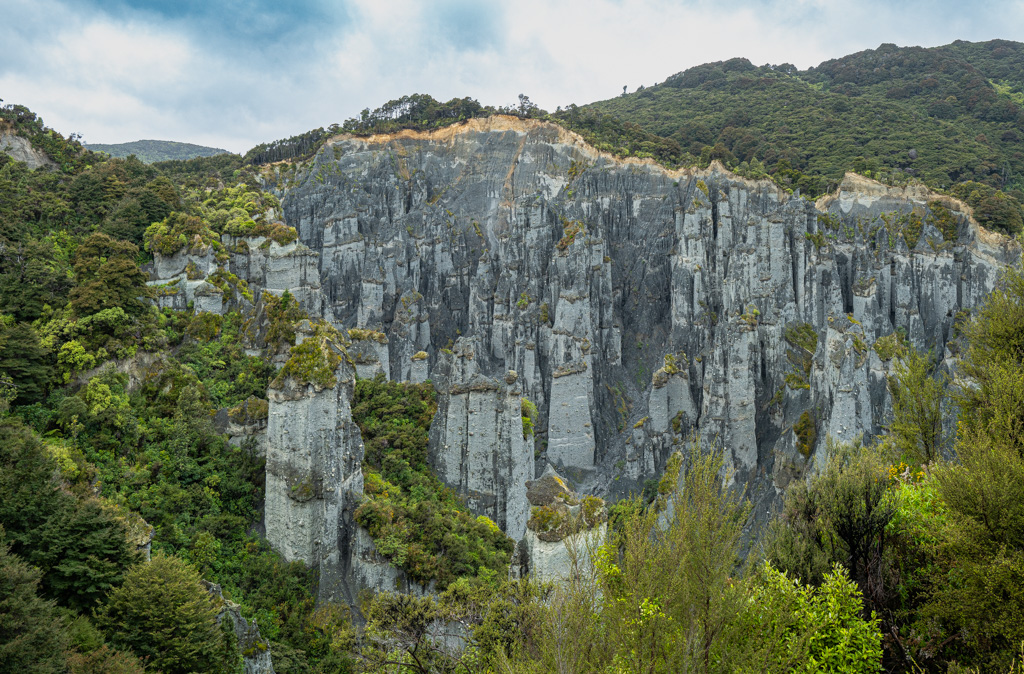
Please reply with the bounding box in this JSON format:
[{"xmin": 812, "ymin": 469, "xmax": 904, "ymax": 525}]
[{"xmin": 1, "ymin": 0, "xmax": 1022, "ymax": 153}]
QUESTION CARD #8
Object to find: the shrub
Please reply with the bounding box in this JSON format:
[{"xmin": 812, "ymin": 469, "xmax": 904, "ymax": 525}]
[
  {"xmin": 96, "ymin": 553, "xmax": 233, "ymax": 674},
  {"xmin": 352, "ymin": 377, "xmax": 513, "ymax": 587}
]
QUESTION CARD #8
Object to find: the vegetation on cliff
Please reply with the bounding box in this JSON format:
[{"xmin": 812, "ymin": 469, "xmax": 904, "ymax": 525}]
[
  {"xmin": 352, "ymin": 376, "xmax": 514, "ymax": 588},
  {"xmin": 581, "ymin": 42, "xmax": 1024, "ymax": 197},
  {"xmin": 4, "ymin": 44, "xmax": 1024, "ymax": 669},
  {"xmin": 0, "ymin": 112, "xmax": 353, "ymax": 669}
]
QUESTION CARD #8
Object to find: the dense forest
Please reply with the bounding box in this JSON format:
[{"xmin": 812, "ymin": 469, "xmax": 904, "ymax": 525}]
[
  {"xmin": 2, "ymin": 39, "xmax": 1024, "ymax": 674},
  {"xmin": 84, "ymin": 141, "xmax": 229, "ymax": 164}
]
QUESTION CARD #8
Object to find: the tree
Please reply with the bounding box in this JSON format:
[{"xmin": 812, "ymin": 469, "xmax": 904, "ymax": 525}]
[
  {"xmin": 0, "ymin": 320, "xmax": 52, "ymax": 404},
  {"xmin": 96, "ymin": 553, "xmax": 233, "ymax": 674},
  {"xmin": 590, "ymin": 446, "xmax": 751, "ymax": 673},
  {"xmin": 888, "ymin": 348, "xmax": 945, "ymax": 465},
  {"xmin": 362, "ymin": 592, "xmax": 471, "ymax": 674},
  {"xmin": 516, "ymin": 94, "xmax": 539, "ymax": 118},
  {"xmin": 0, "ymin": 529, "xmax": 68, "ymax": 674},
  {"xmin": 745, "ymin": 563, "xmax": 883, "ymax": 673},
  {"xmin": 27, "ymin": 498, "xmax": 138, "ymax": 612},
  {"xmin": 67, "ymin": 645, "xmax": 146, "ymax": 674},
  {"xmin": 924, "ymin": 268, "xmax": 1024, "ymax": 669},
  {"xmin": 768, "ymin": 440, "xmax": 896, "ymax": 620},
  {"xmin": 69, "ymin": 233, "xmax": 150, "ymax": 317},
  {"xmin": 0, "ymin": 418, "xmax": 138, "ymax": 611}
]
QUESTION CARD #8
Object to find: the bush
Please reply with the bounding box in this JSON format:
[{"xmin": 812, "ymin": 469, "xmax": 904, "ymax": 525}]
[
  {"xmin": 747, "ymin": 563, "xmax": 883, "ymax": 673},
  {"xmin": 352, "ymin": 377, "xmax": 513, "ymax": 587},
  {"xmin": 96, "ymin": 553, "xmax": 233, "ymax": 674}
]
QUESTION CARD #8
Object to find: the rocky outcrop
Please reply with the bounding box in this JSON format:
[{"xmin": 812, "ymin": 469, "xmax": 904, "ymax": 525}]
[
  {"xmin": 269, "ymin": 117, "xmax": 1017, "ymax": 516},
  {"xmin": 264, "ymin": 322, "xmax": 366, "ymax": 605},
  {"xmin": 204, "ymin": 580, "xmax": 275, "ymax": 674},
  {"xmin": 0, "ymin": 129, "xmax": 55, "ymax": 170},
  {"xmin": 428, "ymin": 338, "xmax": 533, "ymax": 541},
  {"xmin": 515, "ymin": 465, "xmax": 607, "ymax": 582},
  {"xmin": 150, "ymin": 116, "xmax": 1020, "ymax": 599}
]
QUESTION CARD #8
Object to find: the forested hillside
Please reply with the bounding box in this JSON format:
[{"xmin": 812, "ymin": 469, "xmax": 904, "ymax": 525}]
[
  {"xmin": 85, "ymin": 140, "xmax": 231, "ymax": 164},
  {"xmin": 578, "ymin": 40, "xmax": 1024, "ymax": 187},
  {"xmin": 3, "ymin": 39, "xmax": 1024, "ymax": 673},
  {"xmin": 0, "ymin": 103, "xmax": 356, "ymax": 672}
]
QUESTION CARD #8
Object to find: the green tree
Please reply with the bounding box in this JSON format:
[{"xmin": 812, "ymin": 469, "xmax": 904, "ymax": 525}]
[
  {"xmin": 0, "ymin": 529, "xmax": 69, "ymax": 674},
  {"xmin": 27, "ymin": 498, "xmax": 138, "ymax": 611},
  {"xmin": 0, "ymin": 320, "xmax": 53, "ymax": 404},
  {"xmin": 96, "ymin": 553, "xmax": 232, "ymax": 674},
  {"xmin": 745, "ymin": 563, "xmax": 883, "ymax": 673},
  {"xmin": 69, "ymin": 233, "xmax": 150, "ymax": 317},
  {"xmin": 0, "ymin": 418, "xmax": 138, "ymax": 611},
  {"xmin": 888, "ymin": 348, "xmax": 946, "ymax": 465},
  {"xmin": 768, "ymin": 440, "xmax": 897, "ymax": 620},
  {"xmin": 363, "ymin": 592, "xmax": 470, "ymax": 674},
  {"xmin": 924, "ymin": 268, "xmax": 1024, "ymax": 669}
]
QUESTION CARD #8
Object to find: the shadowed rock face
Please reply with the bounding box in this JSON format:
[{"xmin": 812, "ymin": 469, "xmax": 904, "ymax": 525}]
[
  {"xmin": 151, "ymin": 117, "xmax": 1019, "ymax": 598},
  {"xmin": 273, "ymin": 117, "xmax": 1018, "ymax": 511}
]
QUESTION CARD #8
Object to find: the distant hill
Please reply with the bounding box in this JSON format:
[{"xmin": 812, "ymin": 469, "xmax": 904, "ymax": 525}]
[
  {"xmin": 85, "ymin": 139, "xmax": 230, "ymax": 163},
  {"xmin": 563, "ymin": 39, "xmax": 1024, "ymax": 198}
]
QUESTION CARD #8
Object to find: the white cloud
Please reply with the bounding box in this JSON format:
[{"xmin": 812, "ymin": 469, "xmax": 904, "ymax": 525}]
[{"xmin": 1, "ymin": 0, "xmax": 1022, "ymax": 153}]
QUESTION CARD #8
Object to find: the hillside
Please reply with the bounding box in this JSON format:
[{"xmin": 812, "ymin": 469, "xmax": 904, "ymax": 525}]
[
  {"xmin": 567, "ymin": 39, "xmax": 1024, "ymax": 199},
  {"xmin": 86, "ymin": 139, "xmax": 230, "ymax": 163},
  {"xmin": 5, "ymin": 41, "xmax": 1024, "ymax": 672}
]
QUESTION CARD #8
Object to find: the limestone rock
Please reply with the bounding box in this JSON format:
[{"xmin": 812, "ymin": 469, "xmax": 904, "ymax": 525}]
[
  {"xmin": 519, "ymin": 465, "xmax": 607, "ymax": 581},
  {"xmin": 264, "ymin": 329, "xmax": 366, "ymax": 605},
  {"xmin": 428, "ymin": 338, "xmax": 532, "ymax": 540},
  {"xmin": 0, "ymin": 130, "xmax": 55, "ymax": 170},
  {"xmin": 172, "ymin": 117, "xmax": 1018, "ymax": 607},
  {"xmin": 268, "ymin": 118, "xmax": 1016, "ymax": 518},
  {"xmin": 204, "ymin": 581, "xmax": 275, "ymax": 674}
]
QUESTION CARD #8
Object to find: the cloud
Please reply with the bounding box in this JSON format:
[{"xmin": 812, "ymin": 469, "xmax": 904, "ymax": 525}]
[{"xmin": 1, "ymin": 0, "xmax": 1022, "ymax": 153}]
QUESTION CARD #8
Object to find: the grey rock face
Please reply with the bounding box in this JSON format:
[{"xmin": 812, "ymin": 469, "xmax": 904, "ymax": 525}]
[
  {"xmin": 157, "ymin": 117, "xmax": 1020, "ymax": 599},
  {"xmin": 0, "ymin": 131, "xmax": 55, "ymax": 170},
  {"xmin": 517, "ymin": 464, "xmax": 607, "ymax": 581},
  {"xmin": 269, "ymin": 117, "xmax": 1017, "ymax": 515},
  {"xmin": 264, "ymin": 324, "xmax": 366, "ymax": 605},
  {"xmin": 428, "ymin": 337, "xmax": 533, "ymax": 540}
]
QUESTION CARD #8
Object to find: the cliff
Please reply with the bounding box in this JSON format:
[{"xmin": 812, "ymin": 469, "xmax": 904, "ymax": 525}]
[
  {"xmin": 0, "ymin": 127, "xmax": 56, "ymax": 170},
  {"xmin": 272, "ymin": 117, "xmax": 1016, "ymax": 494},
  {"xmin": 149, "ymin": 116, "xmax": 1019, "ymax": 597}
]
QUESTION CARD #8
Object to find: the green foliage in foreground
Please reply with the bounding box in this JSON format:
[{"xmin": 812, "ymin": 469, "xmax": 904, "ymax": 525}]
[
  {"xmin": 95, "ymin": 552, "xmax": 234, "ymax": 674},
  {"xmin": 361, "ymin": 448, "xmax": 882, "ymax": 674},
  {"xmin": 352, "ymin": 376, "xmax": 514, "ymax": 588},
  {"xmin": 769, "ymin": 268, "xmax": 1024, "ymax": 672}
]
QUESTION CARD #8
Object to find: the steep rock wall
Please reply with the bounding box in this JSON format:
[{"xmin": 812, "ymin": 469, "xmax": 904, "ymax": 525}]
[
  {"xmin": 269, "ymin": 117, "xmax": 1018, "ymax": 513},
  {"xmin": 148, "ymin": 117, "xmax": 1020, "ymax": 594},
  {"xmin": 0, "ymin": 129, "xmax": 56, "ymax": 170},
  {"xmin": 428, "ymin": 337, "xmax": 532, "ymax": 540},
  {"xmin": 263, "ymin": 323, "xmax": 367, "ymax": 605}
]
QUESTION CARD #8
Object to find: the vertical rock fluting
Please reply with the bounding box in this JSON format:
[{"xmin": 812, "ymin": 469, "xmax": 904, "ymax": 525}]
[
  {"xmin": 263, "ymin": 323, "xmax": 366, "ymax": 605},
  {"xmin": 428, "ymin": 337, "xmax": 533, "ymax": 540},
  {"xmin": 272, "ymin": 118, "xmax": 1018, "ymax": 510},
  {"xmin": 151, "ymin": 117, "xmax": 1021, "ymax": 595}
]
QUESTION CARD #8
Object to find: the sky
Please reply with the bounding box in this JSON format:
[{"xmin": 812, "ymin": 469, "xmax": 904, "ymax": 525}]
[{"xmin": 1, "ymin": 0, "xmax": 1022, "ymax": 154}]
